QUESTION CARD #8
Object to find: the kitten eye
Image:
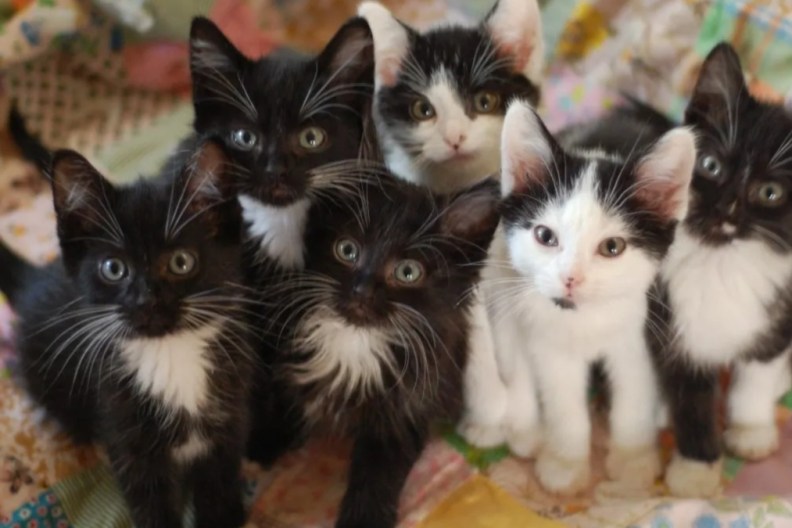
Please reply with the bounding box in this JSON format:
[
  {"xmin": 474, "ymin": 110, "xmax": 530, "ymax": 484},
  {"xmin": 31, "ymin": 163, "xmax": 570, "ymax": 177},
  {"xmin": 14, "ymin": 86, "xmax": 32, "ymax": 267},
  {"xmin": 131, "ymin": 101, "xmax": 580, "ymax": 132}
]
[
  {"xmin": 598, "ymin": 237, "xmax": 627, "ymax": 257},
  {"xmin": 168, "ymin": 250, "xmax": 198, "ymax": 276},
  {"xmin": 533, "ymin": 225, "xmax": 558, "ymax": 247},
  {"xmin": 699, "ymin": 154, "xmax": 721, "ymax": 180},
  {"xmin": 749, "ymin": 181, "xmax": 787, "ymax": 208},
  {"xmin": 298, "ymin": 126, "xmax": 327, "ymax": 151},
  {"xmin": 393, "ymin": 259, "xmax": 424, "ymax": 285},
  {"xmin": 473, "ymin": 90, "xmax": 501, "ymax": 114},
  {"xmin": 334, "ymin": 238, "xmax": 360, "ymax": 264},
  {"xmin": 410, "ymin": 97, "xmax": 436, "ymax": 121},
  {"xmin": 99, "ymin": 257, "xmax": 128, "ymax": 283},
  {"xmin": 231, "ymin": 129, "xmax": 258, "ymax": 151}
]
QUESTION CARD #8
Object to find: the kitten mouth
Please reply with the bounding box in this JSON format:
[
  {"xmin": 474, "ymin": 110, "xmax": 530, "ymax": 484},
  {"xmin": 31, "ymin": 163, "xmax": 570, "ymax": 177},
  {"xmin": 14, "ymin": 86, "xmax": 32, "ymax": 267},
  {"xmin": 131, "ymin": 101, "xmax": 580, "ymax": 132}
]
[
  {"xmin": 552, "ymin": 298, "xmax": 576, "ymax": 310},
  {"xmin": 253, "ymin": 183, "xmax": 303, "ymax": 206}
]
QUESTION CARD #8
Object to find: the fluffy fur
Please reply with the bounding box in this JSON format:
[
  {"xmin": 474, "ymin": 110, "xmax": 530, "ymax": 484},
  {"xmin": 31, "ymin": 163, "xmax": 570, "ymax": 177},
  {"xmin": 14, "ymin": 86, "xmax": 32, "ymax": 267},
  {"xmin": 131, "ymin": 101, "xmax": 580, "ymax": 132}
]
[
  {"xmin": 360, "ymin": 0, "xmax": 543, "ymax": 192},
  {"xmin": 186, "ymin": 16, "xmax": 376, "ymax": 274},
  {"xmin": 0, "ymin": 142, "xmax": 256, "ymax": 527},
  {"xmin": 251, "ymin": 172, "xmax": 500, "ymax": 527},
  {"xmin": 465, "ymin": 101, "xmax": 695, "ymax": 495}
]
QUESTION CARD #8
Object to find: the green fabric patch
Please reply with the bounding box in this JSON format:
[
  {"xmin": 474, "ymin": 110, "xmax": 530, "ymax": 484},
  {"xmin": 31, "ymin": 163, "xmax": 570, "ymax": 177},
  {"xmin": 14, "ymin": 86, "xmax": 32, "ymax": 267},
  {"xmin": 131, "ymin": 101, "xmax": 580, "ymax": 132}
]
[{"xmin": 443, "ymin": 429, "xmax": 510, "ymax": 470}]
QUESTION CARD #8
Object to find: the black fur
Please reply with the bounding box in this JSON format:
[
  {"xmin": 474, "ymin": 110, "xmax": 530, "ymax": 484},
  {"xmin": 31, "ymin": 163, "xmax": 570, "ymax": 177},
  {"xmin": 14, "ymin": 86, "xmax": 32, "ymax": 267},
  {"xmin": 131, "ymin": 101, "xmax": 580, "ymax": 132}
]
[
  {"xmin": 251, "ymin": 173, "xmax": 500, "ymax": 528},
  {"xmin": 3, "ymin": 142, "xmax": 255, "ymax": 528},
  {"xmin": 7, "ymin": 103, "xmax": 52, "ymax": 176}
]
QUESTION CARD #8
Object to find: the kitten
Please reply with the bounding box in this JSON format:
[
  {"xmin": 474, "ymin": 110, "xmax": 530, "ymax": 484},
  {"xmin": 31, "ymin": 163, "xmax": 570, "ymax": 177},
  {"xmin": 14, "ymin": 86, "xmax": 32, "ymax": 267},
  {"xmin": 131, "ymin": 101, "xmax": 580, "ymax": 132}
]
[
  {"xmin": 633, "ymin": 44, "xmax": 792, "ymax": 497},
  {"xmin": 256, "ymin": 172, "xmax": 500, "ymax": 527},
  {"xmin": 187, "ymin": 16, "xmax": 375, "ymax": 273},
  {"xmin": 0, "ymin": 142, "xmax": 255, "ymax": 528},
  {"xmin": 359, "ymin": 0, "xmax": 543, "ymax": 193},
  {"xmin": 471, "ymin": 100, "xmax": 695, "ymax": 494}
]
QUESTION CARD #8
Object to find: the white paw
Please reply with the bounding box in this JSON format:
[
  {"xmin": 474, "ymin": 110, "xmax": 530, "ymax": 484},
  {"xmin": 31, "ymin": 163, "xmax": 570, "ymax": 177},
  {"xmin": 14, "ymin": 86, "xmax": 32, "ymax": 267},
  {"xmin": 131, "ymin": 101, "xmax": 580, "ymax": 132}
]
[
  {"xmin": 724, "ymin": 423, "xmax": 779, "ymax": 461},
  {"xmin": 535, "ymin": 448, "xmax": 590, "ymax": 495},
  {"xmin": 506, "ymin": 425, "xmax": 542, "ymax": 458},
  {"xmin": 458, "ymin": 419, "xmax": 506, "ymax": 448},
  {"xmin": 665, "ymin": 453, "xmax": 722, "ymax": 498},
  {"xmin": 605, "ymin": 444, "xmax": 661, "ymax": 487}
]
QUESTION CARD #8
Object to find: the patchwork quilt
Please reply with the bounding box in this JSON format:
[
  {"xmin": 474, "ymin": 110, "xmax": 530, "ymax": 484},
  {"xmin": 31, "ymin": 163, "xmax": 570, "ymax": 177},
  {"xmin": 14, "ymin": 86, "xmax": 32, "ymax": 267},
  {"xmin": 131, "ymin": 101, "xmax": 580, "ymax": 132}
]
[{"xmin": 1, "ymin": 0, "xmax": 792, "ymax": 526}]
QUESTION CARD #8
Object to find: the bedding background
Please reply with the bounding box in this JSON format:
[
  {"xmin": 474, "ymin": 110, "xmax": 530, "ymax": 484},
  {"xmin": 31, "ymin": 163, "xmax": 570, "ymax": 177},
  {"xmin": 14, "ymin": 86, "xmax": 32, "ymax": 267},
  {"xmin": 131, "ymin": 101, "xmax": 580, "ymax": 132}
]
[{"xmin": 1, "ymin": 0, "xmax": 791, "ymax": 526}]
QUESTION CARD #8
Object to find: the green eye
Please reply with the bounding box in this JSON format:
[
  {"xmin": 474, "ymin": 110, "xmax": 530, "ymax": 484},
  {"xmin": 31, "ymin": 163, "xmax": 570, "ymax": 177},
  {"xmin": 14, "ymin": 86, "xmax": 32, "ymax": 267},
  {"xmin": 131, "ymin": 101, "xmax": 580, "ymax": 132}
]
[
  {"xmin": 168, "ymin": 249, "xmax": 198, "ymax": 276},
  {"xmin": 473, "ymin": 90, "xmax": 501, "ymax": 114},
  {"xmin": 99, "ymin": 257, "xmax": 128, "ymax": 283},
  {"xmin": 298, "ymin": 126, "xmax": 327, "ymax": 150},
  {"xmin": 410, "ymin": 97, "xmax": 435, "ymax": 121},
  {"xmin": 393, "ymin": 259, "xmax": 424, "ymax": 284},
  {"xmin": 598, "ymin": 237, "xmax": 627, "ymax": 257},
  {"xmin": 749, "ymin": 181, "xmax": 787, "ymax": 208},
  {"xmin": 334, "ymin": 238, "xmax": 360, "ymax": 264}
]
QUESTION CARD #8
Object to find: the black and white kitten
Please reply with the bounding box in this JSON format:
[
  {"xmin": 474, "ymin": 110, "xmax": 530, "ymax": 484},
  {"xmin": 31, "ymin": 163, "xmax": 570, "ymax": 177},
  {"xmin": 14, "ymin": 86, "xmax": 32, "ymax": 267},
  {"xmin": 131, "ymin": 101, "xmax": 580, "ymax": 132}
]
[
  {"xmin": 597, "ymin": 44, "xmax": 792, "ymax": 497},
  {"xmin": 187, "ymin": 16, "xmax": 375, "ymax": 272},
  {"xmin": 0, "ymin": 142, "xmax": 254, "ymax": 528},
  {"xmin": 257, "ymin": 173, "xmax": 500, "ymax": 527},
  {"xmin": 360, "ymin": 0, "xmax": 543, "ymax": 193}
]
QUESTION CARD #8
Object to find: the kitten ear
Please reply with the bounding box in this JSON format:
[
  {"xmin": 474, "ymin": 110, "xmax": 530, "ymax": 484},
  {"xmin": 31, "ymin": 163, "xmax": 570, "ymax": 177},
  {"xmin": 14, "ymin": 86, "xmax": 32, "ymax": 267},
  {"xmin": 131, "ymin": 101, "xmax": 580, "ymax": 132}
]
[
  {"xmin": 633, "ymin": 127, "xmax": 697, "ymax": 221},
  {"xmin": 687, "ymin": 43, "xmax": 746, "ymax": 118},
  {"xmin": 358, "ymin": 2, "xmax": 411, "ymax": 88},
  {"xmin": 51, "ymin": 150, "xmax": 117, "ymax": 238},
  {"xmin": 315, "ymin": 17, "xmax": 374, "ymax": 88},
  {"xmin": 439, "ymin": 179, "xmax": 501, "ymax": 248},
  {"xmin": 484, "ymin": 0, "xmax": 544, "ymax": 83},
  {"xmin": 190, "ymin": 17, "xmax": 248, "ymax": 74},
  {"xmin": 500, "ymin": 100, "xmax": 558, "ymax": 196},
  {"xmin": 178, "ymin": 140, "xmax": 236, "ymax": 213}
]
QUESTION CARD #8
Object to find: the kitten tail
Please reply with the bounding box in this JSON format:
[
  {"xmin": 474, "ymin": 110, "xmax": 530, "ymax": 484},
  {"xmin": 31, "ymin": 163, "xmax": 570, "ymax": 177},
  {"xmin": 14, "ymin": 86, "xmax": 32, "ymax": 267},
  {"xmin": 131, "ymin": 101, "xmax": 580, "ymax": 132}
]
[{"xmin": 7, "ymin": 103, "xmax": 52, "ymax": 178}]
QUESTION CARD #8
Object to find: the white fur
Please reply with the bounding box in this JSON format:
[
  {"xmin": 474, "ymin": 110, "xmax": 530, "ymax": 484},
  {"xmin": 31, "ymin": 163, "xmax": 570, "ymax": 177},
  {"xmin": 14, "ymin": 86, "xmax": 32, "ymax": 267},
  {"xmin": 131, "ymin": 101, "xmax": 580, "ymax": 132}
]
[
  {"xmin": 358, "ymin": 2, "xmax": 410, "ymax": 89},
  {"xmin": 120, "ymin": 324, "xmax": 220, "ymax": 416},
  {"xmin": 485, "ymin": 0, "xmax": 545, "ymax": 85},
  {"xmin": 291, "ymin": 306, "xmax": 396, "ymax": 398},
  {"xmin": 662, "ymin": 228, "xmax": 792, "ymax": 366},
  {"xmin": 500, "ymin": 100, "xmax": 552, "ymax": 196},
  {"xmin": 172, "ymin": 431, "xmax": 210, "ymax": 464},
  {"xmin": 380, "ymin": 69, "xmax": 503, "ymax": 193},
  {"xmin": 239, "ymin": 195, "xmax": 309, "ymax": 270}
]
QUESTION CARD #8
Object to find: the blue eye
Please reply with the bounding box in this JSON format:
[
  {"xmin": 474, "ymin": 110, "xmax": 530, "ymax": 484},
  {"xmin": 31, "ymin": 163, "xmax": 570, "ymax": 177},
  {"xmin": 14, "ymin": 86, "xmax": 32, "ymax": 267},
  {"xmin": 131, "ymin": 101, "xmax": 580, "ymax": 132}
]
[
  {"xmin": 231, "ymin": 129, "xmax": 257, "ymax": 150},
  {"xmin": 99, "ymin": 257, "xmax": 128, "ymax": 283}
]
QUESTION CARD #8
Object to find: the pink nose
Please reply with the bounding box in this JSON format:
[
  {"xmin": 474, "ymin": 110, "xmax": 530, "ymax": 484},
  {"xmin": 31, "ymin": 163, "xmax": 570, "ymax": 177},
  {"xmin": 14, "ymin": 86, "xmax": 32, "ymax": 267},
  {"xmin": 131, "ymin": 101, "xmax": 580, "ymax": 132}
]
[
  {"xmin": 444, "ymin": 133, "xmax": 466, "ymax": 150},
  {"xmin": 563, "ymin": 275, "xmax": 584, "ymax": 292}
]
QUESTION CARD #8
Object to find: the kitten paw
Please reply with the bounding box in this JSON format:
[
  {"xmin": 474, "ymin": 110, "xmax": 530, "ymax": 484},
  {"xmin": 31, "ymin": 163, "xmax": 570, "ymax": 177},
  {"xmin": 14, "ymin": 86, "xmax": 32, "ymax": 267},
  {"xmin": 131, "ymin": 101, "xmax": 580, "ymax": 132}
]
[
  {"xmin": 665, "ymin": 453, "xmax": 722, "ymax": 498},
  {"xmin": 535, "ymin": 449, "xmax": 590, "ymax": 495},
  {"xmin": 506, "ymin": 425, "xmax": 542, "ymax": 458},
  {"xmin": 458, "ymin": 419, "xmax": 506, "ymax": 448},
  {"xmin": 724, "ymin": 423, "xmax": 779, "ymax": 461},
  {"xmin": 605, "ymin": 444, "xmax": 661, "ymax": 487}
]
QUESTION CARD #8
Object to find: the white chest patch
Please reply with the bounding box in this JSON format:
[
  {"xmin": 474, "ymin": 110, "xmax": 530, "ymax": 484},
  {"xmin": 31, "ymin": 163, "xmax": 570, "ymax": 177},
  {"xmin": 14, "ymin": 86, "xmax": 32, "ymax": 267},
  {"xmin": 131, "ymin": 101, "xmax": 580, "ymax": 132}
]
[
  {"xmin": 239, "ymin": 195, "xmax": 309, "ymax": 270},
  {"xmin": 120, "ymin": 325, "xmax": 220, "ymax": 416},
  {"xmin": 291, "ymin": 307, "xmax": 395, "ymax": 398},
  {"xmin": 662, "ymin": 229, "xmax": 792, "ymax": 365},
  {"xmin": 171, "ymin": 431, "xmax": 210, "ymax": 464}
]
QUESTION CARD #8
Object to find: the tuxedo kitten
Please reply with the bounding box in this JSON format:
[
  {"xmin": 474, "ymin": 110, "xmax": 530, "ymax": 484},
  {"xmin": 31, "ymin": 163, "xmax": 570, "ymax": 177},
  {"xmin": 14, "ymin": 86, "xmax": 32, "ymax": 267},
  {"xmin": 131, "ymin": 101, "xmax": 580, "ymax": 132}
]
[
  {"xmin": 472, "ymin": 100, "xmax": 695, "ymax": 495},
  {"xmin": 0, "ymin": 142, "xmax": 255, "ymax": 528},
  {"xmin": 632, "ymin": 44, "xmax": 792, "ymax": 497},
  {"xmin": 257, "ymin": 173, "xmax": 499, "ymax": 527},
  {"xmin": 359, "ymin": 0, "xmax": 543, "ymax": 193},
  {"xmin": 187, "ymin": 16, "xmax": 374, "ymax": 272}
]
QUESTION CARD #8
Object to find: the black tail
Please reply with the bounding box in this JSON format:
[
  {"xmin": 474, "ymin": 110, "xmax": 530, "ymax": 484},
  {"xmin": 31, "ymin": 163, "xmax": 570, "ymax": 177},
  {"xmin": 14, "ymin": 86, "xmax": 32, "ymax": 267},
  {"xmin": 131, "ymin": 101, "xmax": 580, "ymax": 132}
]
[
  {"xmin": 0, "ymin": 240, "xmax": 35, "ymax": 306},
  {"xmin": 8, "ymin": 104, "xmax": 52, "ymax": 177}
]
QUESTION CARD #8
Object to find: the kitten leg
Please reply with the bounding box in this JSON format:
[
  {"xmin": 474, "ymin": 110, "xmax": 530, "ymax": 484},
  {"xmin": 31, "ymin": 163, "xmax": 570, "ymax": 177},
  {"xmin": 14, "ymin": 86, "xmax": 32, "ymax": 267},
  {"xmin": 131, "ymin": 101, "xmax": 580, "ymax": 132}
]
[
  {"xmin": 603, "ymin": 339, "xmax": 661, "ymax": 487},
  {"xmin": 458, "ymin": 293, "xmax": 509, "ymax": 448},
  {"xmin": 335, "ymin": 422, "xmax": 428, "ymax": 528},
  {"xmin": 502, "ymin": 350, "xmax": 542, "ymax": 458},
  {"xmin": 725, "ymin": 350, "xmax": 791, "ymax": 460},
  {"xmin": 106, "ymin": 446, "xmax": 183, "ymax": 528},
  {"xmin": 534, "ymin": 353, "xmax": 591, "ymax": 495},
  {"xmin": 192, "ymin": 443, "xmax": 246, "ymax": 528},
  {"xmin": 663, "ymin": 362, "xmax": 722, "ymax": 497}
]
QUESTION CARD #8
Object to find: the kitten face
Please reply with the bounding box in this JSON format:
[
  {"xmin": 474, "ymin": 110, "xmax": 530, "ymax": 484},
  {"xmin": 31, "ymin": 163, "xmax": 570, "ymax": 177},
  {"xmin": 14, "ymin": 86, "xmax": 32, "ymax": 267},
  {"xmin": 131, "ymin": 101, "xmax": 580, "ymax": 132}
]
[
  {"xmin": 500, "ymin": 102, "xmax": 695, "ymax": 309},
  {"xmin": 302, "ymin": 176, "xmax": 499, "ymax": 328},
  {"xmin": 360, "ymin": 0, "xmax": 542, "ymax": 190},
  {"xmin": 52, "ymin": 142, "xmax": 242, "ymax": 338},
  {"xmin": 683, "ymin": 43, "xmax": 792, "ymax": 249},
  {"xmin": 189, "ymin": 17, "xmax": 374, "ymax": 207}
]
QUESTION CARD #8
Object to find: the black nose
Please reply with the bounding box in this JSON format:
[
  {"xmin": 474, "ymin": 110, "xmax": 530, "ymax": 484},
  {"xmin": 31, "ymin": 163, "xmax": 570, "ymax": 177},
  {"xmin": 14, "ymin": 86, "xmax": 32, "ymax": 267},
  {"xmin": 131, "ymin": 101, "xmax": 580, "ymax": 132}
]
[{"xmin": 353, "ymin": 280, "xmax": 374, "ymax": 299}]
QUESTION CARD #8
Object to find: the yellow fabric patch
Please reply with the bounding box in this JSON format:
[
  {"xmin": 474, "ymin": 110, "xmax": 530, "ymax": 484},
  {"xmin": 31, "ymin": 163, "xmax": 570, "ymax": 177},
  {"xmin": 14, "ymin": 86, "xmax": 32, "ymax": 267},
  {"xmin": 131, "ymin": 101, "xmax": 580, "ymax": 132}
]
[
  {"xmin": 419, "ymin": 474, "xmax": 565, "ymax": 528},
  {"xmin": 556, "ymin": 3, "xmax": 610, "ymax": 62}
]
